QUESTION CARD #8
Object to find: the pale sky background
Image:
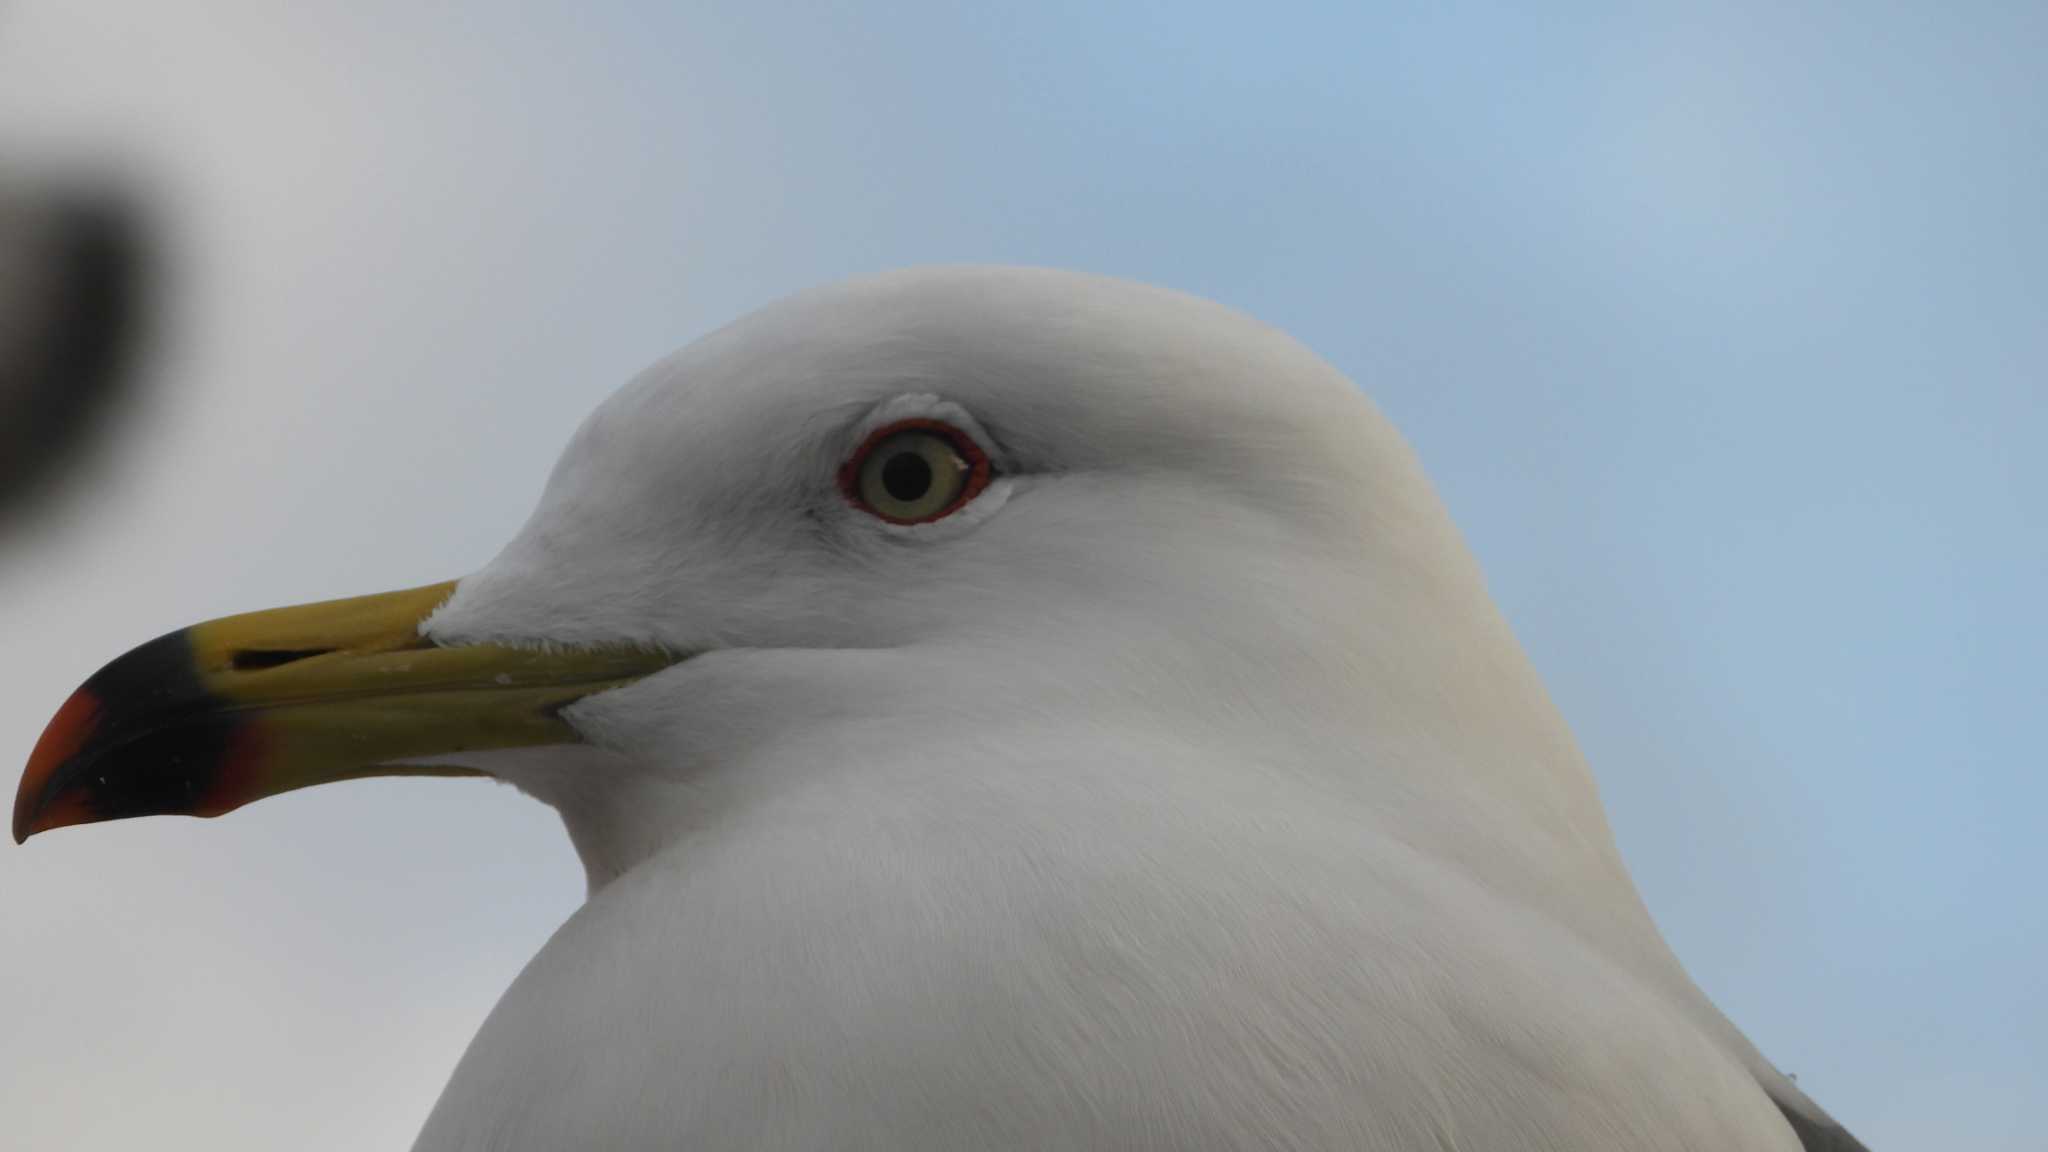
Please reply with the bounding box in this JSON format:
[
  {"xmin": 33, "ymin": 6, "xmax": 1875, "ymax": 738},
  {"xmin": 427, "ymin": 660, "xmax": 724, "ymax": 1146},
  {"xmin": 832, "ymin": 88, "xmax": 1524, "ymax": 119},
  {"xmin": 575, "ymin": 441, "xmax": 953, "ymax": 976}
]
[{"xmin": 1, "ymin": 3, "xmax": 2041, "ymax": 1148}]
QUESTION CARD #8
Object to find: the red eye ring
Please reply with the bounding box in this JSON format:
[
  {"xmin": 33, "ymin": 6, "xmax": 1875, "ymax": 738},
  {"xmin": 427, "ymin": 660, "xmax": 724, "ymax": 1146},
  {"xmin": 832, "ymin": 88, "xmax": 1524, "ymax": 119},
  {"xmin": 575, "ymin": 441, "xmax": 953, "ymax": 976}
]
[{"xmin": 839, "ymin": 418, "xmax": 994, "ymax": 525}]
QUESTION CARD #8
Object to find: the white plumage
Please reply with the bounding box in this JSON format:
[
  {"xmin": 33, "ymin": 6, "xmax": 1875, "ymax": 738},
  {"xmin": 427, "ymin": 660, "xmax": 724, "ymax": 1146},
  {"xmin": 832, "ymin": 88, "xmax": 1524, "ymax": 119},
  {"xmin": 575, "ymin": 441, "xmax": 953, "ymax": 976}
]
[{"xmin": 411, "ymin": 267, "xmax": 1861, "ymax": 1149}]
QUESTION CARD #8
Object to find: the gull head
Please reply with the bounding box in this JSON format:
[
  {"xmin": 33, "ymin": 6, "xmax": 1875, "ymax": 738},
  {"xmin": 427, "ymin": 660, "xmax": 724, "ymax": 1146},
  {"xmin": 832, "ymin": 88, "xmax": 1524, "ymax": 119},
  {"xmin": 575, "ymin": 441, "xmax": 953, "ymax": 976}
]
[{"xmin": 17, "ymin": 267, "xmax": 1574, "ymax": 888}]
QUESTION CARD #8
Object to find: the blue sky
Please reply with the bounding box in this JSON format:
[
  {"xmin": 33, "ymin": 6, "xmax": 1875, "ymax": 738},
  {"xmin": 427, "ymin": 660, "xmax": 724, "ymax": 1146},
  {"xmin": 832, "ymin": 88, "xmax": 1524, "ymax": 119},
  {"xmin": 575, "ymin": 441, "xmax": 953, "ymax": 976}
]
[{"xmin": 1, "ymin": 3, "xmax": 2040, "ymax": 1147}]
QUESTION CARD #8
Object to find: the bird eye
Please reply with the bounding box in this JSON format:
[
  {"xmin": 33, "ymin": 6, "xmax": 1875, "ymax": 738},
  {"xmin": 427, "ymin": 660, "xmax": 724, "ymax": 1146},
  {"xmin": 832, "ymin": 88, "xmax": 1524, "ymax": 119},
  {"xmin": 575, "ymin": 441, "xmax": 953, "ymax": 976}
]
[{"xmin": 840, "ymin": 419, "xmax": 993, "ymax": 524}]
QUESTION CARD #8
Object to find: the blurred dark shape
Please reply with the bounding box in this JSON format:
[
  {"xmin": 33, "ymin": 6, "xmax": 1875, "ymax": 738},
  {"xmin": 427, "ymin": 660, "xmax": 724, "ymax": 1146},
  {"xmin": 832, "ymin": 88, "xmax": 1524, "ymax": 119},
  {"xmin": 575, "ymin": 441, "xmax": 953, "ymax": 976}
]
[{"xmin": 0, "ymin": 177, "xmax": 154, "ymax": 527}]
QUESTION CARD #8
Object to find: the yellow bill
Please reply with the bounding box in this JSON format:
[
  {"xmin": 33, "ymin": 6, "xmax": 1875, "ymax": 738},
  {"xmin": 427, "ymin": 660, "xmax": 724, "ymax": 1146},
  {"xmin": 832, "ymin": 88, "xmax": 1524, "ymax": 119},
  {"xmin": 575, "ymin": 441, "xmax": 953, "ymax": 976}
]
[{"xmin": 14, "ymin": 581, "xmax": 677, "ymax": 842}]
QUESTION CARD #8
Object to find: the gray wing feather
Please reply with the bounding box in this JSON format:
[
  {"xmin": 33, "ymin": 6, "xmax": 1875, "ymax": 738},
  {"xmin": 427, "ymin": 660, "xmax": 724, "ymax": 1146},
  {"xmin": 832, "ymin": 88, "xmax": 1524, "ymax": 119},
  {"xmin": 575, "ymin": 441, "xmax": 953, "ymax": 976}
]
[{"xmin": 1763, "ymin": 1071, "xmax": 1871, "ymax": 1151}]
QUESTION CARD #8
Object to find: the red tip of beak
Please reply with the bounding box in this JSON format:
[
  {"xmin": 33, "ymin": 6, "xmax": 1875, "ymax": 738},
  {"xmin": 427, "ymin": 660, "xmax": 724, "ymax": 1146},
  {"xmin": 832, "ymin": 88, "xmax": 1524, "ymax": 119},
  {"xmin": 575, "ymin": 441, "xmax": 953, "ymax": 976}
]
[{"xmin": 15, "ymin": 688, "xmax": 103, "ymax": 843}]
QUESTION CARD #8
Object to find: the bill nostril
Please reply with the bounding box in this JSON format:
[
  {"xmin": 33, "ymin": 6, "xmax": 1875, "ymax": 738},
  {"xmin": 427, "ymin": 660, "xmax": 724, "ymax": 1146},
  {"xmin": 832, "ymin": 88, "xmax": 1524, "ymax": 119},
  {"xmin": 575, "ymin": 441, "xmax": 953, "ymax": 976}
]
[{"xmin": 229, "ymin": 648, "xmax": 335, "ymax": 672}]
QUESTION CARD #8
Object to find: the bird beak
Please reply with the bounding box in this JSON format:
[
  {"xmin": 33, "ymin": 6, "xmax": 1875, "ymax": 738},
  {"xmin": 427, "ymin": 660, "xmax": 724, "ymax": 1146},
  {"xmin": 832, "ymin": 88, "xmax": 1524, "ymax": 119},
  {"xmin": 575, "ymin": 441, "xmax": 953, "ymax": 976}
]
[{"xmin": 13, "ymin": 581, "xmax": 677, "ymax": 843}]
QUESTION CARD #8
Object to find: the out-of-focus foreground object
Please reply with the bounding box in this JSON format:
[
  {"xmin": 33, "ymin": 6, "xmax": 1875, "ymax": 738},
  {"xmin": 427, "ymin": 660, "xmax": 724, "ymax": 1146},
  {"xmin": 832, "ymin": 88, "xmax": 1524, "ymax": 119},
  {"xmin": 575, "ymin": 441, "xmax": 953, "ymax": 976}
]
[{"xmin": 0, "ymin": 174, "xmax": 152, "ymax": 527}]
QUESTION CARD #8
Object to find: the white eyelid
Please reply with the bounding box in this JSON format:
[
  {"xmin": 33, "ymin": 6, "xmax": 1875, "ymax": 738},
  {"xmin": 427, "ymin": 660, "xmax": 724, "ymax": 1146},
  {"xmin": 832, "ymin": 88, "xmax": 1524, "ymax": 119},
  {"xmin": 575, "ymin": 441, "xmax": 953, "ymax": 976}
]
[{"xmin": 849, "ymin": 394, "xmax": 1006, "ymax": 467}]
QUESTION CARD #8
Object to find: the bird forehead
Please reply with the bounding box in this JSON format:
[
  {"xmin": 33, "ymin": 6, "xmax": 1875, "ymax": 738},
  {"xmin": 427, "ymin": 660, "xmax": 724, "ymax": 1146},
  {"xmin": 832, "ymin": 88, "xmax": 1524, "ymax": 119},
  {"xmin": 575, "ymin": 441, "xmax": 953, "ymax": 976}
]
[{"xmin": 557, "ymin": 267, "xmax": 1384, "ymax": 494}]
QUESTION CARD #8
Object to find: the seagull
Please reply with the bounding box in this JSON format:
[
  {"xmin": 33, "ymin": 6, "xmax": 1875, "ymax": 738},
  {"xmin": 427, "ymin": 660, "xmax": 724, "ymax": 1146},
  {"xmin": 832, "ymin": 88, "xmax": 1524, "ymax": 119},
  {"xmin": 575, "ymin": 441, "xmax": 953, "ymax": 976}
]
[{"xmin": 16, "ymin": 267, "xmax": 1867, "ymax": 1150}]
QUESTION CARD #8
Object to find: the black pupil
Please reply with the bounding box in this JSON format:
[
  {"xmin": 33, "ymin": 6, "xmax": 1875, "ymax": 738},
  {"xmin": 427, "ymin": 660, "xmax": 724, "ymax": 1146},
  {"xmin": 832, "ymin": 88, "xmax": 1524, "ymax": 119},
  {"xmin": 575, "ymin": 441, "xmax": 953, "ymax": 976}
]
[{"xmin": 881, "ymin": 449, "xmax": 934, "ymax": 503}]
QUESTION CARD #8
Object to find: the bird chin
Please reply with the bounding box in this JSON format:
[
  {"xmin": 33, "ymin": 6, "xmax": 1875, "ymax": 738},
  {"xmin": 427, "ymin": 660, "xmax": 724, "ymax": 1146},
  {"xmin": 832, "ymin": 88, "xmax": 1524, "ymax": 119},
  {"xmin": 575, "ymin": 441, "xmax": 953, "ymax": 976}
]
[{"xmin": 408, "ymin": 743, "xmax": 689, "ymax": 892}]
